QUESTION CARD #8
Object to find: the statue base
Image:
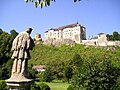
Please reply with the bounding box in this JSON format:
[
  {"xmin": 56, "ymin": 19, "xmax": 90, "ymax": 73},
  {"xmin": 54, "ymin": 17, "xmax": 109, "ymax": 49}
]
[{"xmin": 6, "ymin": 73, "xmax": 34, "ymax": 90}]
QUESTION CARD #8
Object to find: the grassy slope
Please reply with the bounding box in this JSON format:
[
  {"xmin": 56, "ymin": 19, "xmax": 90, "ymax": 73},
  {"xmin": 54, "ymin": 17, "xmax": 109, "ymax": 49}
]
[{"xmin": 29, "ymin": 44, "xmax": 120, "ymax": 67}]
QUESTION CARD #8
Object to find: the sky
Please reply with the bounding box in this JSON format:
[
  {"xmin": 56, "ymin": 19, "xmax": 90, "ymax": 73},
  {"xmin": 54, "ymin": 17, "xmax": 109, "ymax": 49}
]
[{"xmin": 0, "ymin": 0, "xmax": 120, "ymax": 38}]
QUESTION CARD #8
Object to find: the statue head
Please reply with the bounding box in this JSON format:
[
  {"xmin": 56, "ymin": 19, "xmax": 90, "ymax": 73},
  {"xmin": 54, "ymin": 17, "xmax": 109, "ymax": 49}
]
[{"xmin": 25, "ymin": 28, "xmax": 32, "ymax": 34}]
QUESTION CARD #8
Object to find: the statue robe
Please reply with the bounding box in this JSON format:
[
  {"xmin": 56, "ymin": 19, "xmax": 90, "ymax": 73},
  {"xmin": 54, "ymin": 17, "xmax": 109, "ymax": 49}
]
[{"xmin": 11, "ymin": 31, "xmax": 31, "ymax": 60}]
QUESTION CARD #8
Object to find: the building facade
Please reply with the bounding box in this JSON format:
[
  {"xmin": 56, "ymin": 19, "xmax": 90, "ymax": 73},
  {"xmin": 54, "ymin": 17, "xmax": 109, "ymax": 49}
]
[{"xmin": 44, "ymin": 23, "xmax": 86, "ymax": 43}]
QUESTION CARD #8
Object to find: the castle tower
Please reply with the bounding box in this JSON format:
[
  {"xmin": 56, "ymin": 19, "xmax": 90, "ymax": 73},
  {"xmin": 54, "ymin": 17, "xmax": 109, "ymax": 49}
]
[{"xmin": 35, "ymin": 34, "xmax": 41, "ymax": 40}]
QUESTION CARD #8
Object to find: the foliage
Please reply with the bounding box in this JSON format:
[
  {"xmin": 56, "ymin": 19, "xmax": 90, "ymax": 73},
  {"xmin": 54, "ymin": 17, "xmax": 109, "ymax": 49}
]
[
  {"xmin": 0, "ymin": 29, "xmax": 15, "ymax": 79},
  {"xmin": 64, "ymin": 66, "xmax": 73, "ymax": 83},
  {"xmin": 28, "ymin": 64, "xmax": 38, "ymax": 79},
  {"xmin": 10, "ymin": 29, "xmax": 18, "ymax": 38},
  {"xmin": 43, "ymin": 67, "xmax": 54, "ymax": 82},
  {"xmin": 67, "ymin": 85, "xmax": 74, "ymax": 90},
  {"xmin": 31, "ymin": 82, "xmax": 41, "ymax": 90},
  {"xmin": 71, "ymin": 54, "xmax": 83, "ymax": 68},
  {"xmin": 112, "ymin": 76, "xmax": 120, "ymax": 90},
  {"xmin": 107, "ymin": 31, "xmax": 120, "ymax": 41},
  {"xmin": 29, "ymin": 43, "xmax": 120, "ymax": 82},
  {"xmin": 0, "ymin": 60, "xmax": 12, "ymax": 79},
  {"xmin": 71, "ymin": 60, "xmax": 120, "ymax": 90},
  {"xmin": 0, "ymin": 31, "xmax": 13, "ymax": 64},
  {"xmin": 25, "ymin": 0, "xmax": 81, "ymax": 8},
  {"xmin": 0, "ymin": 28, "xmax": 3, "ymax": 34},
  {"xmin": 0, "ymin": 80, "xmax": 9, "ymax": 90},
  {"xmin": 37, "ymin": 82, "xmax": 50, "ymax": 90},
  {"xmin": 112, "ymin": 31, "xmax": 120, "ymax": 41}
]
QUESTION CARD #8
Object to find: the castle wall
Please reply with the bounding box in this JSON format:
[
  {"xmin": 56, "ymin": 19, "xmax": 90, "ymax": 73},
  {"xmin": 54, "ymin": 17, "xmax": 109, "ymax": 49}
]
[{"xmin": 44, "ymin": 23, "xmax": 86, "ymax": 44}]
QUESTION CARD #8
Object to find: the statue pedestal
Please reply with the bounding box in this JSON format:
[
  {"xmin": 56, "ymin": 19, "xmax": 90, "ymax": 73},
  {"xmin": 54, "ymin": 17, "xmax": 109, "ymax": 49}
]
[{"xmin": 6, "ymin": 74, "xmax": 34, "ymax": 90}]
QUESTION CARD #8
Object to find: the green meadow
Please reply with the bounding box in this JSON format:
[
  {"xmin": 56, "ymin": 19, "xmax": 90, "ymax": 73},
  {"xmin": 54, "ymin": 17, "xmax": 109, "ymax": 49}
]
[{"xmin": 37, "ymin": 82, "xmax": 70, "ymax": 90}]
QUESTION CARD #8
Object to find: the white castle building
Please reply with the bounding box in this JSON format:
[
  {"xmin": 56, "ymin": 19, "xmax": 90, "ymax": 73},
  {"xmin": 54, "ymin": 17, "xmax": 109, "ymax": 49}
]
[
  {"xmin": 35, "ymin": 23, "xmax": 120, "ymax": 47},
  {"xmin": 44, "ymin": 23, "xmax": 86, "ymax": 44}
]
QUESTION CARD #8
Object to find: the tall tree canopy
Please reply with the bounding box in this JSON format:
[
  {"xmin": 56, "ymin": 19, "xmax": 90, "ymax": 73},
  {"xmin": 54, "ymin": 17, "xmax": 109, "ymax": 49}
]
[
  {"xmin": 106, "ymin": 31, "xmax": 120, "ymax": 41},
  {"xmin": 25, "ymin": 0, "xmax": 81, "ymax": 8},
  {"xmin": 10, "ymin": 29, "xmax": 18, "ymax": 38},
  {"xmin": 0, "ymin": 29, "xmax": 15, "ymax": 79}
]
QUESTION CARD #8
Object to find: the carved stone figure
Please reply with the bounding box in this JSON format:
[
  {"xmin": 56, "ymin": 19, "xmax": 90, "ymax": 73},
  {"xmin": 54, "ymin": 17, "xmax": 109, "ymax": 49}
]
[{"xmin": 11, "ymin": 28, "xmax": 33, "ymax": 78}]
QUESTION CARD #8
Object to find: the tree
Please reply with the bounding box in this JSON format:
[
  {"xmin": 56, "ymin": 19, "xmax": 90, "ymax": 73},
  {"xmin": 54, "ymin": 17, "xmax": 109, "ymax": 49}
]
[
  {"xmin": 106, "ymin": 31, "xmax": 120, "ymax": 41},
  {"xmin": 112, "ymin": 31, "xmax": 120, "ymax": 41},
  {"xmin": 106, "ymin": 34, "xmax": 112, "ymax": 41},
  {"xmin": 71, "ymin": 60, "xmax": 120, "ymax": 90},
  {"xmin": 43, "ymin": 67, "xmax": 54, "ymax": 82},
  {"xmin": 25, "ymin": 0, "xmax": 81, "ymax": 8},
  {"xmin": 72, "ymin": 54, "xmax": 83, "ymax": 68},
  {"xmin": 0, "ymin": 30, "xmax": 15, "ymax": 79},
  {"xmin": 64, "ymin": 66, "xmax": 73, "ymax": 83},
  {"xmin": 0, "ymin": 28, "xmax": 3, "ymax": 34},
  {"xmin": 0, "ymin": 32, "xmax": 13, "ymax": 65},
  {"xmin": 10, "ymin": 29, "xmax": 18, "ymax": 38}
]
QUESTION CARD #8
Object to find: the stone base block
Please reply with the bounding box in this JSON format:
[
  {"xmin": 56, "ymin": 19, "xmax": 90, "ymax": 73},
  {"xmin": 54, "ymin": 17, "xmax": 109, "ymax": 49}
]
[{"xmin": 6, "ymin": 74, "xmax": 34, "ymax": 90}]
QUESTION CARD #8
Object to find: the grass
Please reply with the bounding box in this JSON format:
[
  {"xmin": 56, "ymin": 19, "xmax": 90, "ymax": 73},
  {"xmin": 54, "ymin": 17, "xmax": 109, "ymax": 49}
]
[
  {"xmin": 37, "ymin": 81, "xmax": 70, "ymax": 90},
  {"xmin": 46, "ymin": 82, "xmax": 70, "ymax": 90}
]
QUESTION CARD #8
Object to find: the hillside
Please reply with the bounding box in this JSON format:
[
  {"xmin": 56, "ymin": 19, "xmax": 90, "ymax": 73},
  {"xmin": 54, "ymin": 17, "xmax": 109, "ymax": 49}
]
[{"xmin": 29, "ymin": 43, "xmax": 120, "ymax": 67}]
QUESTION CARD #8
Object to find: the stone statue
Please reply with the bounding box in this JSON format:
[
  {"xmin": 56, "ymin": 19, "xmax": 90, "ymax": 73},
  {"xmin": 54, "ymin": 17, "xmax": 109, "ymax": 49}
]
[
  {"xmin": 11, "ymin": 28, "xmax": 33, "ymax": 78},
  {"xmin": 6, "ymin": 28, "xmax": 34, "ymax": 90}
]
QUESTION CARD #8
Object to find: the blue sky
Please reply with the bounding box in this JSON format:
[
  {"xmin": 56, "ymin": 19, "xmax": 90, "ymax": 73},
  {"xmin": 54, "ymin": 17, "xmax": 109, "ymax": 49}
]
[{"xmin": 0, "ymin": 0, "xmax": 120, "ymax": 38}]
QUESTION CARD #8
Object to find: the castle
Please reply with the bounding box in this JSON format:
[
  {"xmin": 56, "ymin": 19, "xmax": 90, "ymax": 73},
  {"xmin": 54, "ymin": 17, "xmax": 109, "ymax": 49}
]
[
  {"xmin": 34, "ymin": 23, "xmax": 120, "ymax": 47},
  {"xmin": 44, "ymin": 23, "xmax": 86, "ymax": 44}
]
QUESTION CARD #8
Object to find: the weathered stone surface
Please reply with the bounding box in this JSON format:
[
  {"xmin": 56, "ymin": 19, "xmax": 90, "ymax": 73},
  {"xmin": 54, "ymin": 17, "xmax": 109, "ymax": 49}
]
[{"xmin": 6, "ymin": 28, "xmax": 34, "ymax": 90}]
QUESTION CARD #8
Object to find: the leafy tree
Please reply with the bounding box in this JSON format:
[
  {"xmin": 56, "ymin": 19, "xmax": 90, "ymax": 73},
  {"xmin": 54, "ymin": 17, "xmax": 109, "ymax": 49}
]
[
  {"xmin": 106, "ymin": 34, "xmax": 112, "ymax": 41},
  {"xmin": 0, "ymin": 32, "xmax": 13, "ymax": 65},
  {"xmin": 106, "ymin": 31, "xmax": 120, "ymax": 41},
  {"xmin": 10, "ymin": 29, "xmax": 18, "ymax": 38},
  {"xmin": 71, "ymin": 54, "xmax": 83, "ymax": 68},
  {"xmin": 25, "ymin": 0, "xmax": 81, "ymax": 8},
  {"xmin": 43, "ymin": 67, "xmax": 54, "ymax": 82},
  {"xmin": 112, "ymin": 31, "xmax": 120, "ymax": 41},
  {"xmin": 71, "ymin": 60, "xmax": 120, "ymax": 90},
  {"xmin": 28, "ymin": 64, "xmax": 38, "ymax": 79},
  {"xmin": 64, "ymin": 66, "xmax": 73, "ymax": 83},
  {"xmin": 0, "ymin": 28, "xmax": 3, "ymax": 34},
  {"xmin": 0, "ymin": 62, "xmax": 12, "ymax": 79},
  {"xmin": 0, "ymin": 30, "xmax": 15, "ymax": 79}
]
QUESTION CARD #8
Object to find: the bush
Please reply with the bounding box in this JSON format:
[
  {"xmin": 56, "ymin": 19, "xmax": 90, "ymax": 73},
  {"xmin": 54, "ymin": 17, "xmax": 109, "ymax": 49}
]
[
  {"xmin": 112, "ymin": 76, "xmax": 120, "ymax": 90},
  {"xmin": 67, "ymin": 85, "xmax": 74, "ymax": 90},
  {"xmin": 31, "ymin": 82, "xmax": 41, "ymax": 90},
  {"xmin": 38, "ymin": 83, "xmax": 50, "ymax": 90},
  {"xmin": 0, "ymin": 80, "xmax": 9, "ymax": 90},
  {"xmin": 43, "ymin": 67, "xmax": 54, "ymax": 82},
  {"xmin": 35, "ymin": 72, "xmax": 44, "ymax": 82},
  {"xmin": 71, "ymin": 60, "xmax": 120, "ymax": 90}
]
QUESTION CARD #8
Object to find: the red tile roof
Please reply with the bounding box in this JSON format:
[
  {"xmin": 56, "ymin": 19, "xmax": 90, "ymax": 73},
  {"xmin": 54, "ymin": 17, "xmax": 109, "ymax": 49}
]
[{"xmin": 33, "ymin": 65, "xmax": 46, "ymax": 69}]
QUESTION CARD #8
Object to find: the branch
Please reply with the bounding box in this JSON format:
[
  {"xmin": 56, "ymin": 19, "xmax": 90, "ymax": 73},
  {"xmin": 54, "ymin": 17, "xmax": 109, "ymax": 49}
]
[{"xmin": 24, "ymin": 0, "xmax": 81, "ymax": 8}]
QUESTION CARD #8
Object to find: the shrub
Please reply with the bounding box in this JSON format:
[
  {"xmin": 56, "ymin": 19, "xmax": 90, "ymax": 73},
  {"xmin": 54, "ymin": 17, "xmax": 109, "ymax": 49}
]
[
  {"xmin": 67, "ymin": 85, "xmax": 74, "ymax": 90},
  {"xmin": 43, "ymin": 67, "xmax": 54, "ymax": 82},
  {"xmin": 38, "ymin": 83, "xmax": 50, "ymax": 90},
  {"xmin": 71, "ymin": 60, "xmax": 120, "ymax": 90},
  {"xmin": 35, "ymin": 72, "xmax": 44, "ymax": 82},
  {"xmin": 31, "ymin": 82, "xmax": 41, "ymax": 90},
  {"xmin": 0, "ymin": 80, "xmax": 9, "ymax": 90}
]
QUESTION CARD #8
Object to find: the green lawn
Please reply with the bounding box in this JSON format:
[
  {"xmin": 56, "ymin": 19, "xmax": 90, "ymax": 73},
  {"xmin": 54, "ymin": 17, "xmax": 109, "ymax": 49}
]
[{"xmin": 37, "ymin": 82, "xmax": 70, "ymax": 90}]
